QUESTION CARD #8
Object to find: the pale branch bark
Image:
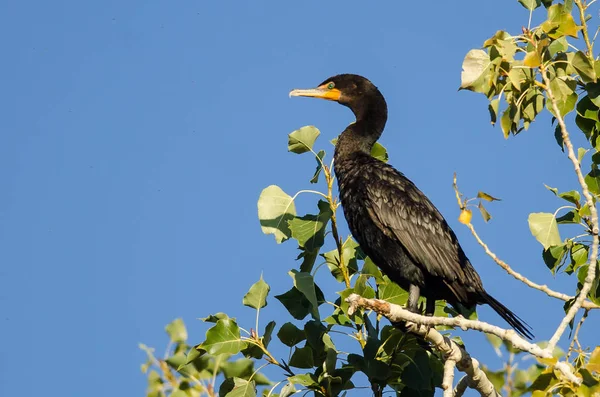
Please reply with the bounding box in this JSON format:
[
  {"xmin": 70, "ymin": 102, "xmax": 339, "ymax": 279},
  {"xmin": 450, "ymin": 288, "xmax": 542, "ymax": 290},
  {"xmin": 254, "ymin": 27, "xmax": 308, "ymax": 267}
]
[
  {"xmin": 345, "ymin": 293, "xmax": 582, "ymax": 386},
  {"xmin": 348, "ymin": 294, "xmax": 500, "ymax": 396},
  {"xmin": 453, "ymin": 376, "xmax": 469, "ymax": 397},
  {"xmin": 540, "ymin": 65, "xmax": 599, "ymax": 353},
  {"xmin": 452, "ymin": 175, "xmax": 599, "ymax": 310},
  {"xmin": 443, "ymin": 359, "xmax": 457, "ymax": 397},
  {"xmin": 466, "ymin": 221, "xmax": 599, "ymax": 310}
]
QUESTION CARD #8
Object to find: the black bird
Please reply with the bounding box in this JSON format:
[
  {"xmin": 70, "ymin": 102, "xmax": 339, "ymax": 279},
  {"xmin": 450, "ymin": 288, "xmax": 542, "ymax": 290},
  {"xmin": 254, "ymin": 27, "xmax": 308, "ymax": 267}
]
[{"xmin": 290, "ymin": 74, "xmax": 533, "ymax": 339}]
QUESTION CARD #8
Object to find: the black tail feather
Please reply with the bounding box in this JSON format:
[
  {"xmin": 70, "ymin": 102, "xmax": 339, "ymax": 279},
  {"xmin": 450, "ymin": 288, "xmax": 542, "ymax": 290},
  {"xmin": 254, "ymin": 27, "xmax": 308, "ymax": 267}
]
[{"xmin": 481, "ymin": 292, "xmax": 534, "ymax": 340}]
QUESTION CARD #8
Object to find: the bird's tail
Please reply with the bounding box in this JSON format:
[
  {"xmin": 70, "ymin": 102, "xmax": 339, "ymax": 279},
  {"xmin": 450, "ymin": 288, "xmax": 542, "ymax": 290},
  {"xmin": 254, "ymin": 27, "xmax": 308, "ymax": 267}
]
[{"xmin": 481, "ymin": 292, "xmax": 533, "ymax": 340}]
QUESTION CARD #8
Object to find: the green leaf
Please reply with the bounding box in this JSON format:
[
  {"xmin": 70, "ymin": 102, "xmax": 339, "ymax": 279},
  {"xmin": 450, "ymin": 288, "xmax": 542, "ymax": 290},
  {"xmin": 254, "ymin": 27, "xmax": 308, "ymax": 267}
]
[
  {"xmin": 202, "ymin": 313, "xmax": 231, "ymax": 323},
  {"xmin": 258, "ymin": 185, "xmax": 297, "ymax": 243},
  {"xmin": 297, "ymin": 247, "xmax": 319, "ymax": 273},
  {"xmin": 288, "ymin": 200, "xmax": 332, "ymax": 251},
  {"xmin": 221, "ymin": 358, "xmax": 254, "ymax": 380},
  {"xmin": 361, "ymin": 257, "xmax": 384, "ymax": 283},
  {"xmin": 567, "ymin": 243, "xmax": 589, "ymax": 274},
  {"xmin": 586, "ymin": 82, "xmax": 600, "ymax": 107},
  {"xmin": 541, "ymin": 4, "xmax": 581, "ymax": 39},
  {"xmin": 262, "ymin": 321, "xmax": 275, "ymax": 349},
  {"xmin": 243, "ymin": 275, "xmax": 270, "ymax": 310},
  {"xmin": 572, "ymin": 51, "xmax": 597, "ymax": 83},
  {"xmin": 288, "ymin": 126, "xmax": 320, "ymax": 154},
  {"xmin": 558, "ymin": 190, "xmax": 580, "ymax": 205},
  {"xmin": 518, "ymin": 0, "xmax": 541, "ymax": 10},
  {"xmin": 556, "ymin": 209, "xmax": 581, "ymax": 224},
  {"xmin": 378, "ymin": 276, "xmax": 409, "ymax": 305},
  {"xmin": 585, "ymin": 165, "xmax": 600, "ymax": 195},
  {"xmin": 460, "ymin": 49, "xmax": 492, "ymax": 93},
  {"xmin": 200, "ymin": 318, "xmax": 244, "ymax": 356},
  {"xmin": 275, "ymin": 285, "xmax": 324, "ymax": 320},
  {"xmin": 289, "ymin": 345, "xmax": 315, "ymax": 368},
  {"xmin": 371, "ymin": 142, "xmax": 389, "ymax": 163},
  {"xmin": 488, "ymin": 98, "xmax": 499, "ymax": 125},
  {"xmin": 577, "ymin": 265, "xmax": 600, "ymax": 305},
  {"xmin": 220, "ymin": 378, "xmax": 256, "ymax": 397},
  {"xmin": 500, "ymin": 106, "xmax": 513, "ymax": 138},
  {"xmin": 477, "ymin": 191, "xmax": 501, "ymax": 201},
  {"xmin": 310, "ymin": 150, "xmax": 325, "ymax": 184},
  {"xmin": 165, "ymin": 318, "xmax": 188, "ymax": 343},
  {"xmin": 548, "ymin": 36, "xmax": 568, "ymax": 56},
  {"xmin": 289, "ymin": 270, "xmax": 320, "ymax": 320},
  {"xmin": 323, "ymin": 237, "xmax": 360, "ymax": 282},
  {"xmin": 277, "ymin": 322, "xmax": 306, "ymax": 347},
  {"xmin": 482, "ymin": 366, "xmax": 506, "ymax": 392},
  {"xmin": 485, "ymin": 333, "xmax": 503, "ymax": 350},
  {"xmin": 354, "ymin": 274, "xmax": 376, "ymax": 299},
  {"xmin": 528, "ymin": 213, "xmax": 562, "ymax": 248},
  {"xmin": 542, "ymin": 244, "xmax": 567, "ymax": 274},
  {"xmin": 554, "ymin": 124, "xmax": 564, "ymax": 151},
  {"xmin": 279, "ymin": 383, "xmax": 297, "ymax": 397},
  {"xmin": 288, "ymin": 374, "xmax": 318, "ymax": 387}
]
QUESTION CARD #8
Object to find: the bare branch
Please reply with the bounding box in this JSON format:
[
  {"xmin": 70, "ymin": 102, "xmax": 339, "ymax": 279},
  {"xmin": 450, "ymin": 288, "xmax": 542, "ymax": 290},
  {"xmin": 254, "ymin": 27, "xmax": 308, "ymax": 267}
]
[
  {"xmin": 567, "ymin": 309, "xmax": 590, "ymax": 360},
  {"xmin": 348, "ymin": 295, "xmax": 499, "ymax": 396},
  {"xmin": 539, "ymin": 64, "xmax": 599, "ymax": 353},
  {"xmin": 453, "ymin": 176, "xmax": 599, "ymax": 310},
  {"xmin": 443, "ymin": 359, "xmax": 457, "ymax": 397},
  {"xmin": 453, "ymin": 375, "xmax": 469, "ymax": 397}
]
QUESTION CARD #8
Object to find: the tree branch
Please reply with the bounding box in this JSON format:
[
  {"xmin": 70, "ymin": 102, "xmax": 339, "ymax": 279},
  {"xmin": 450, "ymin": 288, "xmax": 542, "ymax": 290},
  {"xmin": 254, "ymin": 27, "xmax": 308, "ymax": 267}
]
[
  {"xmin": 453, "ymin": 175, "xmax": 599, "ymax": 310},
  {"xmin": 443, "ymin": 358, "xmax": 457, "ymax": 397},
  {"xmin": 347, "ymin": 293, "xmax": 501, "ymax": 396},
  {"xmin": 539, "ymin": 64, "xmax": 599, "ymax": 353},
  {"xmin": 453, "ymin": 375, "xmax": 469, "ymax": 397},
  {"xmin": 345, "ymin": 293, "xmax": 582, "ymax": 387}
]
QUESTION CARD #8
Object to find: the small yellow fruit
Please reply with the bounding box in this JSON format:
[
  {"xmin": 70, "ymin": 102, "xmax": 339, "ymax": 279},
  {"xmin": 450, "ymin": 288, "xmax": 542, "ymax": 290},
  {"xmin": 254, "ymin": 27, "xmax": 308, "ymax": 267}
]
[{"xmin": 458, "ymin": 209, "xmax": 472, "ymax": 225}]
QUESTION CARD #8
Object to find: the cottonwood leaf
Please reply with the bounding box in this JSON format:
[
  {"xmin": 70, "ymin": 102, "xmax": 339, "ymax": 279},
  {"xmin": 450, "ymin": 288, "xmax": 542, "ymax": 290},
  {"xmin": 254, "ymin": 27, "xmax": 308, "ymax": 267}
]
[
  {"xmin": 288, "ymin": 200, "xmax": 332, "ymax": 251},
  {"xmin": 165, "ymin": 318, "xmax": 187, "ymax": 343},
  {"xmin": 242, "ymin": 276, "xmax": 270, "ymax": 310},
  {"xmin": 220, "ymin": 378, "xmax": 256, "ymax": 397},
  {"xmin": 460, "ymin": 49, "xmax": 492, "ymax": 93},
  {"xmin": 277, "ymin": 322, "xmax": 306, "ymax": 347},
  {"xmin": 288, "ymin": 126, "xmax": 320, "ymax": 154},
  {"xmin": 200, "ymin": 318, "xmax": 244, "ymax": 356},
  {"xmin": 528, "ymin": 213, "xmax": 562, "ymax": 248},
  {"xmin": 258, "ymin": 185, "xmax": 297, "ymax": 243},
  {"xmin": 289, "ymin": 270, "xmax": 320, "ymax": 320}
]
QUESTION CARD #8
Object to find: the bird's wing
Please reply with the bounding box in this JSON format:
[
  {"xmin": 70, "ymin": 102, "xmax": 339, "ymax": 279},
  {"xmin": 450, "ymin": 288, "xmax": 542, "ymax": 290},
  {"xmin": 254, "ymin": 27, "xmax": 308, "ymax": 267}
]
[{"xmin": 365, "ymin": 167, "xmax": 469, "ymax": 287}]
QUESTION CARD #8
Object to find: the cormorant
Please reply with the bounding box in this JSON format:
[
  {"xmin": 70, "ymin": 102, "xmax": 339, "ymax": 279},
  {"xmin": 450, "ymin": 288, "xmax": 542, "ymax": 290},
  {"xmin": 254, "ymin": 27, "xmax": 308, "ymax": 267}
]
[{"xmin": 290, "ymin": 74, "xmax": 533, "ymax": 339}]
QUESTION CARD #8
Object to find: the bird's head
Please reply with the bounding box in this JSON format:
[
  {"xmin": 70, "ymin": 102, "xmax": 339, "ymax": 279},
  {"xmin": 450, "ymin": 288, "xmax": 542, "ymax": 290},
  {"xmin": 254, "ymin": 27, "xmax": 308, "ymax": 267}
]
[{"xmin": 289, "ymin": 74, "xmax": 380, "ymax": 113}]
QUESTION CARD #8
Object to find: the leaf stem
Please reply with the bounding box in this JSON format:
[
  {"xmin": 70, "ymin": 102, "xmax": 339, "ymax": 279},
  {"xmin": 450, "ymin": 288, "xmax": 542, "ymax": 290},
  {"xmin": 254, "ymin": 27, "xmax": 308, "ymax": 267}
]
[
  {"xmin": 574, "ymin": 0, "xmax": 594, "ymax": 59},
  {"xmin": 324, "ymin": 165, "xmax": 351, "ymax": 288}
]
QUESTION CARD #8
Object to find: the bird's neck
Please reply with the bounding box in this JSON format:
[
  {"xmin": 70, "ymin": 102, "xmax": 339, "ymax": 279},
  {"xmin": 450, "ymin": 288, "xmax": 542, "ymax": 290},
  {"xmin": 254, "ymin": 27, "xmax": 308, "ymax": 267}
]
[{"xmin": 334, "ymin": 94, "xmax": 388, "ymax": 160}]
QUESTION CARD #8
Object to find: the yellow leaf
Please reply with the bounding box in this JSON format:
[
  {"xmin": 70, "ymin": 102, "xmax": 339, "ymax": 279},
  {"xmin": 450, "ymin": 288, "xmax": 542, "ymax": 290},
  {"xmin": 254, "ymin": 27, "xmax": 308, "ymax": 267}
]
[
  {"xmin": 458, "ymin": 209, "xmax": 472, "ymax": 225},
  {"xmin": 587, "ymin": 346, "xmax": 600, "ymax": 372},
  {"xmin": 524, "ymin": 51, "xmax": 541, "ymax": 68},
  {"xmin": 537, "ymin": 356, "xmax": 558, "ymax": 366}
]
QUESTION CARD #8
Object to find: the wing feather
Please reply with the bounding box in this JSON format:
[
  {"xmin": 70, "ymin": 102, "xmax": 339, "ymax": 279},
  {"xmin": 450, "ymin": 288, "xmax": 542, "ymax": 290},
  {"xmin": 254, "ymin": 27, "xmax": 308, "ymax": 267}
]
[{"xmin": 365, "ymin": 166, "xmax": 468, "ymax": 284}]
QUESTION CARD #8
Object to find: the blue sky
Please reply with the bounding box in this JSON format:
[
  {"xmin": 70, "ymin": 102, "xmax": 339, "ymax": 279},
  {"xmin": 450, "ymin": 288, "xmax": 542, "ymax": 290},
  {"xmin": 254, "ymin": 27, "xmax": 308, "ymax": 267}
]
[{"xmin": 1, "ymin": 1, "xmax": 597, "ymax": 396}]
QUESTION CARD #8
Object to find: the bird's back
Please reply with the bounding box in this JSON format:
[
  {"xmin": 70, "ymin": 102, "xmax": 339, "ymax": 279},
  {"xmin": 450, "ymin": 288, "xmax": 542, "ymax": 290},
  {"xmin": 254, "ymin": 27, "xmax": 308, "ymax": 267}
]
[{"xmin": 334, "ymin": 152, "xmax": 485, "ymax": 306}]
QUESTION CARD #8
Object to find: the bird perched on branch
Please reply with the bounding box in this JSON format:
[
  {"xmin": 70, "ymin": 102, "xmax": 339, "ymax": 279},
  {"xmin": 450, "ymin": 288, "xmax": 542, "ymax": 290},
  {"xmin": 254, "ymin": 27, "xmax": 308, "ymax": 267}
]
[{"xmin": 290, "ymin": 74, "xmax": 533, "ymax": 339}]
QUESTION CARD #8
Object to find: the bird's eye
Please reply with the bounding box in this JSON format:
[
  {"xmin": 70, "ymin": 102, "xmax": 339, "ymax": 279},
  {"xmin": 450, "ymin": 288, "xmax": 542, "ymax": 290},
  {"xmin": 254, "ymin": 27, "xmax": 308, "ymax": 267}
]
[{"xmin": 327, "ymin": 82, "xmax": 335, "ymax": 90}]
